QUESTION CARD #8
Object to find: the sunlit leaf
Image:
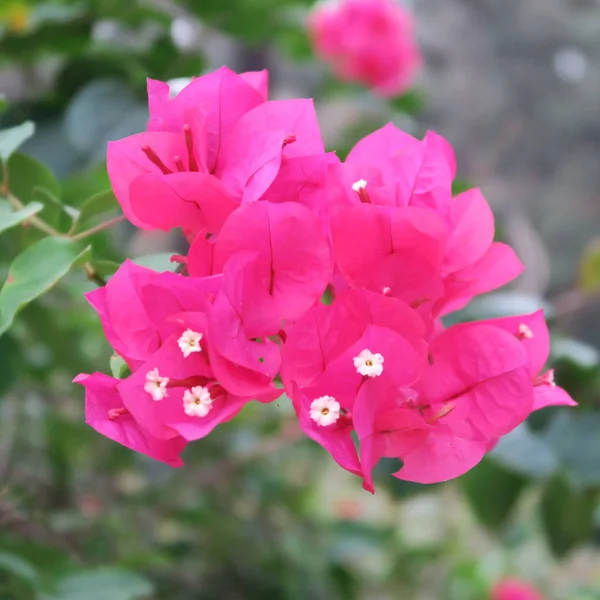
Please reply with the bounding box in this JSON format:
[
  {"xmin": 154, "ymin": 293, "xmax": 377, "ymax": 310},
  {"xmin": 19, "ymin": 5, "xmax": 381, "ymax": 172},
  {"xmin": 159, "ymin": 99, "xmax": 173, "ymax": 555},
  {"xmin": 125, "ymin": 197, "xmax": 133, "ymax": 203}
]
[
  {"xmin": 0, "ymin": 237, "xmax": 90, "ymax": 336},
  {"xmin": 43, "ymin": 567, "xmax": 153, "ymax": 600},
  {"xmin": 0, "ymin": 199, "xmax": 43, "ymax": 235},
  {"xmin": 0, "ymin": 121, "xmax": 34, "ymax": 161}
]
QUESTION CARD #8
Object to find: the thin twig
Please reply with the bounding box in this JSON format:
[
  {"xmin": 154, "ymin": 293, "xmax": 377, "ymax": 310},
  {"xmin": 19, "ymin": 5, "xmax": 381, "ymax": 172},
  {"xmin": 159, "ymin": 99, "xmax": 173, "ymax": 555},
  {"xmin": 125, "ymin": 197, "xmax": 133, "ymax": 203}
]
[
  {"xmin": 84, "ymin": 263, "xmax": 107, "ymax": 287},
  {"xmin": 71, "ymin": 215, "xmax": 126, "ymax": 242}
]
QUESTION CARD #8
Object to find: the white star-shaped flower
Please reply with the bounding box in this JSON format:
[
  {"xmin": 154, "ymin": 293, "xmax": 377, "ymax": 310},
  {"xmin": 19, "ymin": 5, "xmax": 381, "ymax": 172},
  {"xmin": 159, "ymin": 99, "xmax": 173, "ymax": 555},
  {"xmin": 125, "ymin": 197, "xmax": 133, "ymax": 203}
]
[
  {"xmin": 183, "ymin": 386, "xmax": 214, "ymax": 417},
  {"xmin": 178, "ymin": 329, "xmax": 203, "ymax": 358},
  {"xmin": 353, "ymin": 349, "xmax": 384, "ymax": 377},
  {"xmin": 144, "ymin": 368, "xmax": 169, "ymax": 401},
  {"xmin": 309, "ymin": 395, "xmax": 341, "ymax": 427}
]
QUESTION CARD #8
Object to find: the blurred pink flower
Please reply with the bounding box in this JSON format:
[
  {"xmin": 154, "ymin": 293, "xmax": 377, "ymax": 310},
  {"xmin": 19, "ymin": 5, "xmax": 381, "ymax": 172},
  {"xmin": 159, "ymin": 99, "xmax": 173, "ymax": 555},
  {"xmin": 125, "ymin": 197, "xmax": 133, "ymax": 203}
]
[
  {"xmin": 491, "ymin": 578, "xmax": 545, "ymax": 600},
  {"xmin": 308, "ymin": 0, "xmax": 421, "ymax": 97}
]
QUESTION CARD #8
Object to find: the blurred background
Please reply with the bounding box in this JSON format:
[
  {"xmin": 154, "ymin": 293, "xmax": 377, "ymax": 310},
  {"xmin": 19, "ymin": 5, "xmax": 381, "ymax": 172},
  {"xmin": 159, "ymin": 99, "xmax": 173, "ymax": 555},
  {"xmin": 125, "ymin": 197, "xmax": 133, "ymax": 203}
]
[{"xmin": 1, "ymin": 0, "xmax": 600, "ymax": 598}]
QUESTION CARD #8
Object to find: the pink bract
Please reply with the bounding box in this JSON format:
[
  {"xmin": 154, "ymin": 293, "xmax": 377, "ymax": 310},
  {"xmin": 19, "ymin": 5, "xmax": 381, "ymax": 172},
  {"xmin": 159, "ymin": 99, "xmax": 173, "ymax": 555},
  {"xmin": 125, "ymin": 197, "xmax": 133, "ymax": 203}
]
[
  {"xmin": 308, "ymin": 0, "xmax": 421, "ymax": 97},
  {"xmin": 491, "ymin": 578, "xmax": 545, "ymax": 600}
]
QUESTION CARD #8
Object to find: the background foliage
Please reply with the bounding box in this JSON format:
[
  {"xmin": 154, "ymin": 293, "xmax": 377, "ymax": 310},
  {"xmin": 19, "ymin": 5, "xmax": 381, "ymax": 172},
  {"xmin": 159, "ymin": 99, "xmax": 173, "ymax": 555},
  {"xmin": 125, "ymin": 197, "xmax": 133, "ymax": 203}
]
[{"xmin": 1, "ymin": 0, "xmax": 600, "ymax": 598}]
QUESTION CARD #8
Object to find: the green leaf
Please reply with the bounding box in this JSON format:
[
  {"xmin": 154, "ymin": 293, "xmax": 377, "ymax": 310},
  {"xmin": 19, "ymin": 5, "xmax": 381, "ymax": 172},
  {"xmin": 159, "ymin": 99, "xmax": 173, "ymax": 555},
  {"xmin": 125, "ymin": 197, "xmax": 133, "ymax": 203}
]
[
  {"xmin": 452, "ymin": 178, "xmax": 474, "ymax": 197},
  {"xmin": 544, "ymin": 412, "xmax": 600, "ymax": 487},
  {"xmin": 0, "ymin": 121, "xmax": 35, "ymax": 161},
  {"xmin": 0, "ymin": 94, "xmax": 7, "ymax": 114},
  {"xmin": 44, "ymin": 568, "xmax": 153, "ymax": 600},
  {"xmin": 540, "ymin": 476, "xmax": 596, "ymax": 557},
  {"xmin": 0, "ymin": 551, "xmax": 38, "ymax": 588},
  {"xmin": 0, "ymin": 237, "xmax": 90, "ymax": 336},
  {"xmin": 92, "ymin": 260, "xmax": 121, "ymax": 278},
  {"xmin": 110, "ymin": 353, "xmax": 131, "ymax": 379},
  {"xmin": 0, "ymin": 199, "xmax": 43, "ymax": 235},
  {"xmin": 132, "ymin": 253, "xmax": 177, "ymax": 273},
  {"xmin": 0, "ymin": 333, "xmax": 21, "ymax": 396},
  {"xmin": 0, "ymin": 154, "xmax": 61, "ymax": 224},
  {"xmin": 490, "ymin": 423, "xmax": 559, "ymax": 478},
  {"xmin": 460, "ymin": 458, "xmax": 528, "ymax": 531},
  {"xmin": 73, "ymin": 190, "xmax": 119, "ymax": 232},
  {"xmin": 579, "ymin": 238, "xmax": 600, "ymax": 293},
  {"xmin": 389, "ymin": 89, "xmax": 426, "ymax": 116}
]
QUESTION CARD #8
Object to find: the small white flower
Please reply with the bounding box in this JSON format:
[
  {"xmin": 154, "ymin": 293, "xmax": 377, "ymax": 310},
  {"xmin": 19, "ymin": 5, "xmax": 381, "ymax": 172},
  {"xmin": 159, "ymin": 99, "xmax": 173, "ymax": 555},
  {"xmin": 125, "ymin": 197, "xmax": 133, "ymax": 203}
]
[
  {"xmin": 178, "ymin": 329, "xmax": 203, "ymax": 358},
  {"xmin": 144, "ymin": 368, "xmax": 169, "ymax": 401},
  {"xmin": 183, "ymin": 386, "xmax": 214, "ymax": 417},
  {"xmin": 353, "ymin": 349, "xmax": 384, "ymax": 377},
  {"xmin": 517, "ymin": 323, "xmax": 534, "ymax": 340},
  {"xmin": 309, "ymin": 395, "xmax": 341, "ymax": 427},
  {"xmin": 352, "ymin": 179, "xmax": 368, "ymax": 192}
]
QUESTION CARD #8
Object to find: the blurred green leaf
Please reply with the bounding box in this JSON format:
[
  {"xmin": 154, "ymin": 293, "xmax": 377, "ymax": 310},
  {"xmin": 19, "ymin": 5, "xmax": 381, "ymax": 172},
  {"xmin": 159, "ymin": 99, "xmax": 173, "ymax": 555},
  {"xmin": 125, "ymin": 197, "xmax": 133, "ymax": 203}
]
[
  {"xmin": 0, "ymin": 121, "xmax": 35, "ymax": 162},
  {"xmin": 110, "ymin": 353, "xmax": 130, "ymax": 379},
  {"xmin": 579, "ymin": 238, "xmax": 600, "ymax": 293},
  {"xmin": 132, "ymin": 253, "xmax": 177, "ymax": 273},
  {"xmin": 452, "ymin": 178, "xmax": 473, "ymax": 197},
  {"xmin": 390, "ymin": 89, "xmax": 426, "ymax": 116},
  {"xmin": 43, "ymin": 568, "xmax": 153, "ymax": 600},
  {"xmin": 544, "ymin": 412, "xmax": 600, "ymax": 487},
  {"xmin": 72, "ymin": 190, "xmax": 118, "ymax": 232},
  {"xmin": 0, "ymin": 333, "xmax": 20, "ymax": 396},
  {"xmin": 0, "ymin": 552, "xmax": 38, "ymax": 588},
  {"xmin": 540, "ymin": 476, "xmax": 596, "ymax": 557},
  {"xmin": 1, "ymin": 153, "xmax": 62, "ymax": 225},
  {"xmin": 0, "ymin": 199, "xmax": 43, "ymax": 235},
  {"xmin": 0, "ymin": 237, "xmax": 90, "ymax": 336},
  {"xmin": 460, "ymin": 458, "xmax": 528, "ymax": 531},
  {"xmin": 490, "ymin": 424, "xmax": 558, "ymax": 478},
  {"xmin": 0, "ymin": 94, "xmax": 7, "ymax": 114}
]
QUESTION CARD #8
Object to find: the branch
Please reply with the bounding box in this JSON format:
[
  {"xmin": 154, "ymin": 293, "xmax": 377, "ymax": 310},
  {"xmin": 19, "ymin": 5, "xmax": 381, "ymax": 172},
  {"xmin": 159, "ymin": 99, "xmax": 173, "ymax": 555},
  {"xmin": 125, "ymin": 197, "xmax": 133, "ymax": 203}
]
[{"xmin": 71, "ymin": 215, "xmax": 126, "ymax": 242}]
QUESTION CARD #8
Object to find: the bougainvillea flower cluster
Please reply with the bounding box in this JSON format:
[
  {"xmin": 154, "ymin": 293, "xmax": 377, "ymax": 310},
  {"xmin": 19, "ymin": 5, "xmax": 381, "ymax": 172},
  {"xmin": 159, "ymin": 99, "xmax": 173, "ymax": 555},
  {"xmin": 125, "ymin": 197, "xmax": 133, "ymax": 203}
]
[
  {"xmin": 76, "ymin": 67, "xmax": 575, "ymax": 492},
  {"xmin": 307, "ymin": 0, "xmax": 421, "ymax": 97}
]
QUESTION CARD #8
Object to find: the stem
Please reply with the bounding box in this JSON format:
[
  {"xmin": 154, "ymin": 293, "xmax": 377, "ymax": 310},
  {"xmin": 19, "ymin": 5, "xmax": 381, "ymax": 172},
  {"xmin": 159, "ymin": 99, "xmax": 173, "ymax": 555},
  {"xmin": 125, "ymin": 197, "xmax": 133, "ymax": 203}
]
[
  {"xmin": 84, "ymin": 263, "xmax": 107, "ymax": 287},
  {"xmin": 71, "ymin": 215, "xmax": 126, "ymax": 242}
]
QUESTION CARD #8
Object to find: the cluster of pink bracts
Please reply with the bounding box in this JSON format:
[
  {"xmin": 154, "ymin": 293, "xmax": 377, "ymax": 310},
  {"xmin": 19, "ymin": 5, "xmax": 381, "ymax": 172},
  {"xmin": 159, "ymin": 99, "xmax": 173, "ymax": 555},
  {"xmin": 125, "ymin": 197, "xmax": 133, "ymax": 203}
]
[{"xmin": 75, "ymin": 67, "xmax": 575, "ymax": 492}]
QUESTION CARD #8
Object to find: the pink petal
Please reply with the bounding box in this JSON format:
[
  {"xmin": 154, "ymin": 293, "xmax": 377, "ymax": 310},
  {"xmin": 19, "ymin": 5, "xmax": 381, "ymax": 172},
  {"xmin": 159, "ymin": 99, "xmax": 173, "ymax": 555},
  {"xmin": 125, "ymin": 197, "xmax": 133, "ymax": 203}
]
[
  {"xmin": 214, "ymin": 202, "xmax": 333, "ymax": 333},
  {"xmin": 443, "ymin": 188, "xmax": 495, "ymax": 273},
  {"xmin": 106, "ymin": 132, "xmax": 189, "ymax": 229},
  {"xmin": 215, "ymin": 127, "xmax": 286, "ymax": 204},
  {"xmin": 533, "ymin": 385, "xmax": 577, "ymax": 411},
  {"xmin": 477, "ymin": 310, "xmax": 550, "ymax": 377},
  {"xmin": 76, "ymin": 372, "xmax": 186, "ymax": 466},
  {"xmin": 129, "ymin": 172, "xmax": 238, "ymax": 234},
  {"xmin": 85, "ymin": 260, "xmax": 160, "ymax": 368},
  {"xmin": 239, "ymin": 69, "xmax": 269, "ymax": 101},
  {"xmin": 438, "ymin": 242, "xmax": 525, "ymax": 316}
]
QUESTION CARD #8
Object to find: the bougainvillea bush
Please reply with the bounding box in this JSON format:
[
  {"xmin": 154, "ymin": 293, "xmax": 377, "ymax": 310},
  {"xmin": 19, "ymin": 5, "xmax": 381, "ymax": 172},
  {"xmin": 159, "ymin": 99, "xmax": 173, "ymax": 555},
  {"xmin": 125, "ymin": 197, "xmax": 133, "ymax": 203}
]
[{"xmin": 73, "ymin": 66, "xmax": 575, "ymax": 491}]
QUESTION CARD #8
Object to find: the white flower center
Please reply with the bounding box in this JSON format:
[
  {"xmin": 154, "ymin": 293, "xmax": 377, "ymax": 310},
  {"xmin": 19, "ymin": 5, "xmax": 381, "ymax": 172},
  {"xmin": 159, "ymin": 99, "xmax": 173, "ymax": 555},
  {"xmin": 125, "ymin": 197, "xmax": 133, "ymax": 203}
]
[
  {"xmin": 353, "ymin": 349, "xmax": 384, "ymax": 377},
  {"xmin": 183, "ymin": 385, "xmax": 214, "ymax": 417},
  {"xmin": 309, "ymin": 395, "xmax": 341, "ymax": 427},
  {"xmin": 144, "ymin": 368, "xmax": 169, "ymax": 401},
  {"xmin": 352, "ymin": 179, "xmax": 368, "ymax": 192},
  {"xmin": 517, "ymin": 323, "xmax": 534, "ymax": 340},
  {"xmin": 178, "ymin": 329, "xmax": 203, "ymax": 358}
]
